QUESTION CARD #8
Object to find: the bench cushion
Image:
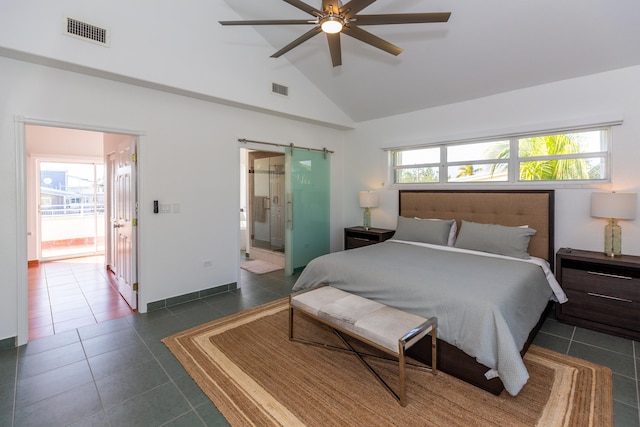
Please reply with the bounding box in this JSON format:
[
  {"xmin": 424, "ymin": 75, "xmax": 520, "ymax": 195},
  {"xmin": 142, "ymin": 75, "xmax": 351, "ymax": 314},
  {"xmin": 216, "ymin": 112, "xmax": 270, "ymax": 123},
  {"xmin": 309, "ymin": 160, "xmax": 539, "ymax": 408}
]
[
  {"xmin": 354, "ymin": 306, "xmax": 429, "ymax": 353},
  {"xmin": 291, "ymin": 286, "xmax": 428, "ymax": 353}
]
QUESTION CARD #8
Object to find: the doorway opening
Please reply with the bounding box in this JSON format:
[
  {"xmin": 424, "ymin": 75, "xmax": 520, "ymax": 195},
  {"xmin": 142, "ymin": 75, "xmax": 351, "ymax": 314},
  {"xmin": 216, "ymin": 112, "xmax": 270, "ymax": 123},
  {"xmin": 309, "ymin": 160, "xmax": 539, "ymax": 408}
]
[
  {"xmin": 245, "ymin": 150, "xmax": 286, "ymax": 269},
  {"xmin": 239, "ymin": 143, "xmax": 331, "ymax": 278},
  {"xmin": 24, "ymin": 124, "xmax": 138, "ymax": 340}
]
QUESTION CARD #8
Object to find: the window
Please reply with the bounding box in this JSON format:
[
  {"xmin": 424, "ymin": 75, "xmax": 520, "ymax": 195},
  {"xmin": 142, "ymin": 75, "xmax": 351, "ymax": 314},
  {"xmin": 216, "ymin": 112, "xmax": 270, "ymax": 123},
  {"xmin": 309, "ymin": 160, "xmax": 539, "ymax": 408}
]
[{"xmin": 390, "ymin": 127, "xmax": 610, "ymax": 185}]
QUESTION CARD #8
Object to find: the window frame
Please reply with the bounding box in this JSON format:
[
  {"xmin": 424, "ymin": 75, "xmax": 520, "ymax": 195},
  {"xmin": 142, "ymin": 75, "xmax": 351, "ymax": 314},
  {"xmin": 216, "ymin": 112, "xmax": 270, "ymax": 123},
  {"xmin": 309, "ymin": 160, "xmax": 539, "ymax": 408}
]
[{"xmin": 388, "ymin": 126, "xmax": 612, "ymax": 188}]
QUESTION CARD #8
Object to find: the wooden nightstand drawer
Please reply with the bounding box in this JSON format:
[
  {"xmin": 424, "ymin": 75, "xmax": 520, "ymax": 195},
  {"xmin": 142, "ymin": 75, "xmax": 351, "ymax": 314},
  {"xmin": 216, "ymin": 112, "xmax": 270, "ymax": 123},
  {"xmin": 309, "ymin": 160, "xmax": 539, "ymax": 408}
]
[
  {"xmin": 555, "ymin": 248, "xmax": 640, "ymax": 340},
  {"xmin": 346, "ymin": 236, "xmax": 377, "ymax": 249},
  {"xmin": 344, "ymin": 227, "xmax": 395, "ymax": 250},
  {"xmin": 561, "ymin": 267, "xmax": 640, "ymax": 301},
  {"xmin": 561, "ymin": 289, "xmax": 640, "ymax": 331}
]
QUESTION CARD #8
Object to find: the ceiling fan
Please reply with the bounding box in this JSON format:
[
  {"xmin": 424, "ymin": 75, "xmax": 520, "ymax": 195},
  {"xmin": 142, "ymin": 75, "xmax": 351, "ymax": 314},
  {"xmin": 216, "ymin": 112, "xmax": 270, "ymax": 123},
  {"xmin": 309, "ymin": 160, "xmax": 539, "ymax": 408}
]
[{"xmin": 219, "ymin": 0, "xmax": 451, "ymax": 67}]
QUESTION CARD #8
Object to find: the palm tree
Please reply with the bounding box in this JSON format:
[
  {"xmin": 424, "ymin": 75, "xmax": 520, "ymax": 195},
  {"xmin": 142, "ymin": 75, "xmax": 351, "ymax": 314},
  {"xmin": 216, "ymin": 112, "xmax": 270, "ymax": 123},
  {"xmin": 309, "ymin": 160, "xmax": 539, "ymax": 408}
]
[
  {"xmin": 456, "ymin": 164, "xmax": 480, "ymax": 178},
  {"xmin": 488, "ymin": 134, "xmax": 591, "ymax": 180}
]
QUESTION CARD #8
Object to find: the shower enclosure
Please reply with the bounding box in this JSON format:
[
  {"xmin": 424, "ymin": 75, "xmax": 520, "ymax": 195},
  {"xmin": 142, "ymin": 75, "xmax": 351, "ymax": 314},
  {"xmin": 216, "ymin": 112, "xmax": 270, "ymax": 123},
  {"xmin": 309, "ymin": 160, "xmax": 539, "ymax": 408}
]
[{"xmin": 250, "ymin": 153, "xmax": 285, "ymax": 253}]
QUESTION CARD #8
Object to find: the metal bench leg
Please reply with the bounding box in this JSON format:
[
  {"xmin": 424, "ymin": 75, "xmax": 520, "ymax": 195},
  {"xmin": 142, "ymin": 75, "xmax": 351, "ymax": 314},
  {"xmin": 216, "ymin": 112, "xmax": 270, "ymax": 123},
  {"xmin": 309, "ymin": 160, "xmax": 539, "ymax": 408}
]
[
  {"xmin": 399, "ymin": 345, "xmax": 407, "ymax": 407},
  {"xmin": 431, "ymin": 325, "xmax": 437, "ymax": 375},
  {"xmin": 288, "ymin": 302, "xmax": 294, "ymax": 341}
]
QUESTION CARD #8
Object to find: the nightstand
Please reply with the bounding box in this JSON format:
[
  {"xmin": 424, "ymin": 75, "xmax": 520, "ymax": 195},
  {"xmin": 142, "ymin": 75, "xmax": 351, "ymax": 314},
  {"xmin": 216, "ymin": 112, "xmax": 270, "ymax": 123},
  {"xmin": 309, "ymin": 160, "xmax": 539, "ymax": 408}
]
[
  {"xmin": 344, "ymin": 226, "xmax": 395, "ymax": 250},
  {"xmin": 555, "ymin": 248, "xmax": 640, "ymax": 340}
]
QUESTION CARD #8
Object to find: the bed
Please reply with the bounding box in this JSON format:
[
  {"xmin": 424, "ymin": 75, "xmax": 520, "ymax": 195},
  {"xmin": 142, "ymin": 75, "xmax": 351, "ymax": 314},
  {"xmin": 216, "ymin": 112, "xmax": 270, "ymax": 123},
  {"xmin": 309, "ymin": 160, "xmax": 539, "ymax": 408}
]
[{"xmin": 292, "ymin": 190, "xmax": 567, "ymax": 396}]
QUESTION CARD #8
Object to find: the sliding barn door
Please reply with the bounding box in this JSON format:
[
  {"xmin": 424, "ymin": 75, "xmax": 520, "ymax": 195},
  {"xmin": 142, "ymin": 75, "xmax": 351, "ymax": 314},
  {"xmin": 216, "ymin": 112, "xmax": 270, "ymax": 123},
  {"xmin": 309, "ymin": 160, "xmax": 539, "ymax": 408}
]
[{"xmin": 284, "ymin": 148, "xmax": 330, "ymax": 275}]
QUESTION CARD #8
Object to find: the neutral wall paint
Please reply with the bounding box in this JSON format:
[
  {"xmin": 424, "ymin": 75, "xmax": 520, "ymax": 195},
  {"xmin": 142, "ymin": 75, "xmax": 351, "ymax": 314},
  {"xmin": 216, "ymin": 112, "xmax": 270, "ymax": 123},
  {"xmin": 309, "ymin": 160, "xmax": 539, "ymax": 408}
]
[
  {"xmin": 0, "ymin": 0, "xmax": 354, "ymax": 129},
  {"xmin": 0, "ymin": 56, "xmax": 345, "ymax": 343},
  {"xmin": 344, "ymin": 65, "xmax": 640, "ymax": 257}
]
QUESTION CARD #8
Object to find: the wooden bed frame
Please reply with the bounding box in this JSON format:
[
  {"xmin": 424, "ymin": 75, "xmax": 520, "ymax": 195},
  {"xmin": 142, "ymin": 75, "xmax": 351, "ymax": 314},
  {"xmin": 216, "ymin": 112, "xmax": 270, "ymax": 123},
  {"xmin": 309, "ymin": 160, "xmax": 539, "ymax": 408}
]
[{"xmin": 399, "ymin": 189, "xmax": 555, "ymax": 395}]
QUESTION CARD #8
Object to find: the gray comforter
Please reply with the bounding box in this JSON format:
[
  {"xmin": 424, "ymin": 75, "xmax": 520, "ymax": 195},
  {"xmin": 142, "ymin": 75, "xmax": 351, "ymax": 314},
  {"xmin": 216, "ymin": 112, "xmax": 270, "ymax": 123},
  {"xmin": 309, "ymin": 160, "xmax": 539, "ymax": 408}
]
[{"xmin": 292, "ymin": 240, "xmax": 557, "ymax": 396}]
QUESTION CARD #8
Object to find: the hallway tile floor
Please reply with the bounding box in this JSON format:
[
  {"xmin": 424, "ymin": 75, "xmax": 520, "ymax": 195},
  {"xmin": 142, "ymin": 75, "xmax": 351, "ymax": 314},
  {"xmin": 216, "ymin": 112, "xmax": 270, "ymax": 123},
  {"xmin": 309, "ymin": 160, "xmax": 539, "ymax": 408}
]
[
  {"xmin": 28, "ymin": 257, "xmax": 135, "ymax": 340},
  {"xmin": 1, "ymin": 264, "xmax": 638, "ymax": 426}
]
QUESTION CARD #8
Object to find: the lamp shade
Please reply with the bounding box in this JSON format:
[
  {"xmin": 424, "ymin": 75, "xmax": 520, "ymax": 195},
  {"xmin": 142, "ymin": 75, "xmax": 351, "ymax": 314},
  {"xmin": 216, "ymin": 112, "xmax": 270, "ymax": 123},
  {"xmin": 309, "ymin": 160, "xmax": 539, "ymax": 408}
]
[
  {"xmin": 359, "ymin": 191, "xmax": 379, "ymax": 208},
  {"xmin": 591, "ymin": 192, "xmax": 637, "ymax": 220}
]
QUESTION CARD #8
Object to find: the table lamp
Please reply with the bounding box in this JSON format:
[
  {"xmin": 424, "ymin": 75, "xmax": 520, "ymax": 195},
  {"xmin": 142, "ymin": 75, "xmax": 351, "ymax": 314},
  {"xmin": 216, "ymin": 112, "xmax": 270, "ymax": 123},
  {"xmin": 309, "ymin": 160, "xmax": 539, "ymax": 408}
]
[
  {"xmin": 359, "ymin": 191, "xmax": 379, "ymax": 230},
  {"xmin": 591, "ymin": 192, "xmax": 637, "ymax": 256}
]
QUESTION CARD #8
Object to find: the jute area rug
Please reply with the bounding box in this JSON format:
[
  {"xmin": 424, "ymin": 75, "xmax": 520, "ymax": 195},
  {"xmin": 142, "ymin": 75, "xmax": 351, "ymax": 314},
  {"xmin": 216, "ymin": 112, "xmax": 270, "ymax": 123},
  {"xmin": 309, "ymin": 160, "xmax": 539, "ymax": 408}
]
[
  {"xmin": 240, "ymin": 260, "xmax": 283, "ymax": 275},
  {"xmin": 162, "ymin": 299, "xmax": 613, "ymax": 426}
]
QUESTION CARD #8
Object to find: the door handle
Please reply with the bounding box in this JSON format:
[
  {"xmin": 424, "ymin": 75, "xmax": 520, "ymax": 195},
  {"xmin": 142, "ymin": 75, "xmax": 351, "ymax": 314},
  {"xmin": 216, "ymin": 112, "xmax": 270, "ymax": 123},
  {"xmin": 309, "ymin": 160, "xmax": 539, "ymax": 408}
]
[{"xmin": 287, "ymin": 193, "xmax": 293, "ymax": 230}]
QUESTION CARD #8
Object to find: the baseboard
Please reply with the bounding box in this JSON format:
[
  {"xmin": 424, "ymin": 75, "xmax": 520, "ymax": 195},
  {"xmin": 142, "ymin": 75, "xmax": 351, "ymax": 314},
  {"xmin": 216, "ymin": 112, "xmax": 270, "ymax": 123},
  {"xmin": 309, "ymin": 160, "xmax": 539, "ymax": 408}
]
[
  {"xmin": 147, "ymin": 282, "xmax": 238, "ymax": 312},
  {"xmin": 0, "ymin": 336, "xmax": 16, "ymax": 350}
]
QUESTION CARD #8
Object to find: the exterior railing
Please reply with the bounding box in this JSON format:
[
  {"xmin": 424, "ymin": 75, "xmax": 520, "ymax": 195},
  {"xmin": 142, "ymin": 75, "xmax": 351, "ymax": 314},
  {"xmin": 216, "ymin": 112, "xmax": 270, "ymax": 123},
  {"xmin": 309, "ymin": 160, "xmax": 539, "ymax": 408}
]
[{"xmin": 41, "ymin": 203, "xmax": 105, "ymax": 216}]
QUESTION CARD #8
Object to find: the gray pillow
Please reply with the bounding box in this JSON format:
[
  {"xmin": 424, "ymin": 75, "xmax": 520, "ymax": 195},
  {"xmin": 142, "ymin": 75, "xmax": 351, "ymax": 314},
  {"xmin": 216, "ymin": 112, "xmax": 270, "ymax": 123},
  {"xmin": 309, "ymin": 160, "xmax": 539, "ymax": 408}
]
[
  {"xmin": 454, "ymin": 220, "xmax": 536, "ymax": 259},
  {"xmin": 392, "ymin": 216, "xmax": 454, "ymax": 246}
]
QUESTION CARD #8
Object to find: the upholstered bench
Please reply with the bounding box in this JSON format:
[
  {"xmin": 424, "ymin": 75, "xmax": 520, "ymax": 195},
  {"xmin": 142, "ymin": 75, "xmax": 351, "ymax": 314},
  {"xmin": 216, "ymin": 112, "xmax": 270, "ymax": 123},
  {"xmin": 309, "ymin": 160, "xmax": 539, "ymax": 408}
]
[{"xmin": 289, "ymin": 285, "xmax": 437, "ymax": 406}]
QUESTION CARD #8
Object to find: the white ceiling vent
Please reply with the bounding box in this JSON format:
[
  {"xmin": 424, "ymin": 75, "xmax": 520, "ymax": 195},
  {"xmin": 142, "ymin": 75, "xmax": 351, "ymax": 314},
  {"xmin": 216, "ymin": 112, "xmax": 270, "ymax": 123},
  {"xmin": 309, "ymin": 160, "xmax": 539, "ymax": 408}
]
[
  {"xmin": 272, "ymin": 82, "xmax": 289, "ymax": 97},
  {"xmin": 63, "ymin": 16, "xmax": 110, "ymax": 47}
]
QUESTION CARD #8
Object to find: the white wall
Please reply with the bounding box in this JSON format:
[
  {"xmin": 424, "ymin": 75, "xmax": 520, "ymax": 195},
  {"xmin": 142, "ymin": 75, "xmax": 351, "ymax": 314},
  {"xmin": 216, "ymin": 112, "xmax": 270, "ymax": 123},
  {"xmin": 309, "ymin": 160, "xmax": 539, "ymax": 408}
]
[
  {"xmin": 344, "ymin": 66, "xmax": 640, "ymax": 256},
  {"xmin": 0, "ymin": 56, "xmax": 346, "ymax": 343},
  {"xmin": 0, "ymin": 0, "xmax": 354, "ymax": 129}
]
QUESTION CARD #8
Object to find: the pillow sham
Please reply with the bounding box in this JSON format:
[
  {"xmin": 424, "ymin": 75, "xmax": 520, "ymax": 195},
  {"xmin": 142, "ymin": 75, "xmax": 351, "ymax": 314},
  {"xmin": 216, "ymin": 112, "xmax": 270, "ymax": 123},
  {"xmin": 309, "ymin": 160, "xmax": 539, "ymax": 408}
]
[
  {"xmin": 454, "ymin": 220, "xmax": 536, "ymax": 259},
  {"xmin": 393, "ymin": 216, "xmax": 454, "ymax": 246},
  {"xmin": 415, "ymin": 217, "xmax": 458, "ymax": 246}
]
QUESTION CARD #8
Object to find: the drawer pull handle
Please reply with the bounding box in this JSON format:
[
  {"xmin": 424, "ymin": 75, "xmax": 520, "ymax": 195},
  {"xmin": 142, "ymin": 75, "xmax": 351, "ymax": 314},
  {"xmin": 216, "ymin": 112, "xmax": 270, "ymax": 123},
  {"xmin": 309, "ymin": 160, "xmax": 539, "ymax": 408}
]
[
  {"xmin": 353, "ymin": 237, "xmax": 371, "ymax": 241},
  {"xmin": 587, "ymin": 292, "xmax": 632, "ymax": 303},
  {"xmin": 587, "ymin": 271, "xmax": 633, "ymax": 280}
]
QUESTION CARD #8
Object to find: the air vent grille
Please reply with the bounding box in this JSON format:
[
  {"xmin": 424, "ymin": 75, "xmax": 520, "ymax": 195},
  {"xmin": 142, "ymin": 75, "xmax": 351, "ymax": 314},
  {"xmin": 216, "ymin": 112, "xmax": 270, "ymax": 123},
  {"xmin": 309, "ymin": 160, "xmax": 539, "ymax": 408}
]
[
  {"xmin": 272, "ymin": 82, "xmax": 289, "ymax": 97},
  {"xmin": 64, "ymin": 16, "xmax": 110, "ymax": 46}
]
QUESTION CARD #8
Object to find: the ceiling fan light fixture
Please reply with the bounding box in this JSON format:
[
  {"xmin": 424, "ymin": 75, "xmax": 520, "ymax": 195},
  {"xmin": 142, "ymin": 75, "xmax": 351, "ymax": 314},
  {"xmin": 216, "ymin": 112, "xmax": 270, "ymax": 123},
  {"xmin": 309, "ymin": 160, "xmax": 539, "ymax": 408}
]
[{"xmin": 320, "ymin": 16, "xmax": 344, "ymax": 34}]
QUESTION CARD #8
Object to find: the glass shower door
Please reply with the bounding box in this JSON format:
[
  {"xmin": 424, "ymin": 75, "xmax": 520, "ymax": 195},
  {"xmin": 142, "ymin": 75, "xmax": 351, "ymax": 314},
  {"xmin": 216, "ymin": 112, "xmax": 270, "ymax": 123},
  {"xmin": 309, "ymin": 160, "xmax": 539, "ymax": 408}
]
[{"xmin": 251, "ymin": 156, "xmax": 285, "ymax": 252}]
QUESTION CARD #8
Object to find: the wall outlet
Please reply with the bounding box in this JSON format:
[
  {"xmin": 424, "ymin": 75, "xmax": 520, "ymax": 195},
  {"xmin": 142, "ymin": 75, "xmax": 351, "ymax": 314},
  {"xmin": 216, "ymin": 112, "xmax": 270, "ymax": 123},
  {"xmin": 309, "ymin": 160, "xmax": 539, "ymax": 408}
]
[{"xmin": 203, "ymin": 260, "xmax": 213, "ymax": 267}]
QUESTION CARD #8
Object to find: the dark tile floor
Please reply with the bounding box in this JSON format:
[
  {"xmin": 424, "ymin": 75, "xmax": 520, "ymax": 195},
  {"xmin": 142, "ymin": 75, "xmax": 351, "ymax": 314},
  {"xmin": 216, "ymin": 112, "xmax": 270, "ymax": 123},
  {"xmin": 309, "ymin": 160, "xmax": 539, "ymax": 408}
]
[{"xmin": 1, "ymin": 263, "xmax": 639, "ymax": 426}]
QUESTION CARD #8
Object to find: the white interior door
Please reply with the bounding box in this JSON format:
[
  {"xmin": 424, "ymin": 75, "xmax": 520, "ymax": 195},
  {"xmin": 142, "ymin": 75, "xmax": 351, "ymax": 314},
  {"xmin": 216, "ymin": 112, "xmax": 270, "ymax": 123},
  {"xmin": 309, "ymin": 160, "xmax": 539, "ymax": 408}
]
[
  {"xmin": 108, "ymin": 153, "xmax": 117, "ymax": 274},
  {"xmin": 113, "ymin": 137, "xmax": 138, "ymax": 310}
]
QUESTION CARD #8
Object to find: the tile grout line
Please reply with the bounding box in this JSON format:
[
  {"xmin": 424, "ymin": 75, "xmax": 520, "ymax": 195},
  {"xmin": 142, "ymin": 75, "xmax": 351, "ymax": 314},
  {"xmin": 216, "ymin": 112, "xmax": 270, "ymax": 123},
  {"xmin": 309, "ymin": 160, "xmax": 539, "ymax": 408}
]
[
  {"xmin": 565, "ymin": 325, "xmax": 576, "ymax": 355},
  {"xmin": 75, "ymin": 329, "xmax": 112, "ymax": 427},
  {"xmin": 125, "ymin": 311, "xmax": 207, "ymax": 425}
]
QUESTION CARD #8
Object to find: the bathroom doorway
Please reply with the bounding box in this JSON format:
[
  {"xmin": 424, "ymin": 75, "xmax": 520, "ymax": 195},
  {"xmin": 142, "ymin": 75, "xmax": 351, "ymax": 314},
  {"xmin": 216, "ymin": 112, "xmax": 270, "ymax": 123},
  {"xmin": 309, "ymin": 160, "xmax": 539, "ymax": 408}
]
[{"xmin": 247, "ymin": 151, "xmax": 286, "ymax": 267}]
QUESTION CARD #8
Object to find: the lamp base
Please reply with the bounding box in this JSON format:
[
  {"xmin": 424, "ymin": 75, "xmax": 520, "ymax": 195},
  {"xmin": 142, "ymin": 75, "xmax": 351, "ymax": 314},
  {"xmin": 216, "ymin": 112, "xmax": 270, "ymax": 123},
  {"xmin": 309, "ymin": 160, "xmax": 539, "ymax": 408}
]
[
  {"xmin": 363, "ymin": 207, "xmax": 371, "ymax": 230},
  {"xmin": 604, "ymin": 219, "xmax": 622, "ymax": 257}
]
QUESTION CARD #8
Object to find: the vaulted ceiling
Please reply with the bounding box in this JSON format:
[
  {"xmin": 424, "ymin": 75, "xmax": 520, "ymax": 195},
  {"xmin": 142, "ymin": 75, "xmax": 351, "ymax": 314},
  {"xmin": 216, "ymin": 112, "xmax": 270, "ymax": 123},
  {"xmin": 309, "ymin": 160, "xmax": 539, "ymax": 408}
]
[{"xmin": 222, "ymin": 0, "xmax": 640, "ymax": 123}]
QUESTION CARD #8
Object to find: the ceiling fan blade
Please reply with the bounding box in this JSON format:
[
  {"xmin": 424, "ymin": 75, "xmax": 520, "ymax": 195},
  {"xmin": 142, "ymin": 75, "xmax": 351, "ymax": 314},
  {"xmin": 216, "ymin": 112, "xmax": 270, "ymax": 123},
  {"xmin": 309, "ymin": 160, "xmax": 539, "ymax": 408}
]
[
  {"xmin": 219, "ymin": 20, "xmax": 314, "ymax": 26},
  {"xmin": 353, "ymin": 12, "xmax": 451, "ymax": 25},
  {"xmin": 342, "ymin": 25, "xmax": 403, "ymax": 56},
  {"xmin": 339, "ymin": 0, "xmax": 376, "ymax": 19},
  {"xmin": 326, "ymin": 33, "xmax": 342, "ymax": 67},
  {"xmin": 271, "ymin": 26, "xmax": 323, "ymax": 58},
  {"xmin": 282, "ymin": 0, "xmax": 323, "ymax": 17}
]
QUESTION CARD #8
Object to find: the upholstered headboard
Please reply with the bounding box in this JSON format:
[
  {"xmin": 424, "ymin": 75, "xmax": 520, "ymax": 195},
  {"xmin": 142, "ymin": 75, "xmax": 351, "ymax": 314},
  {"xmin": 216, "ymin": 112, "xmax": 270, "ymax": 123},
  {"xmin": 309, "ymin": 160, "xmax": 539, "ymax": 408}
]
[{"xmin": 399, "ymin": 190, "xmax": 555, "ymax": 267}]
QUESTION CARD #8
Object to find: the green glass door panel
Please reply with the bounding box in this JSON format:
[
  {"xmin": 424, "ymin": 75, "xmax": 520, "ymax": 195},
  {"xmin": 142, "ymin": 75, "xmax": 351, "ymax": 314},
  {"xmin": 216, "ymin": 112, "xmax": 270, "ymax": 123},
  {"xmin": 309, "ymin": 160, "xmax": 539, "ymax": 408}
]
[{"xmin": 284, "ymin": 148, "xmax": 330, "ymax": 275}]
